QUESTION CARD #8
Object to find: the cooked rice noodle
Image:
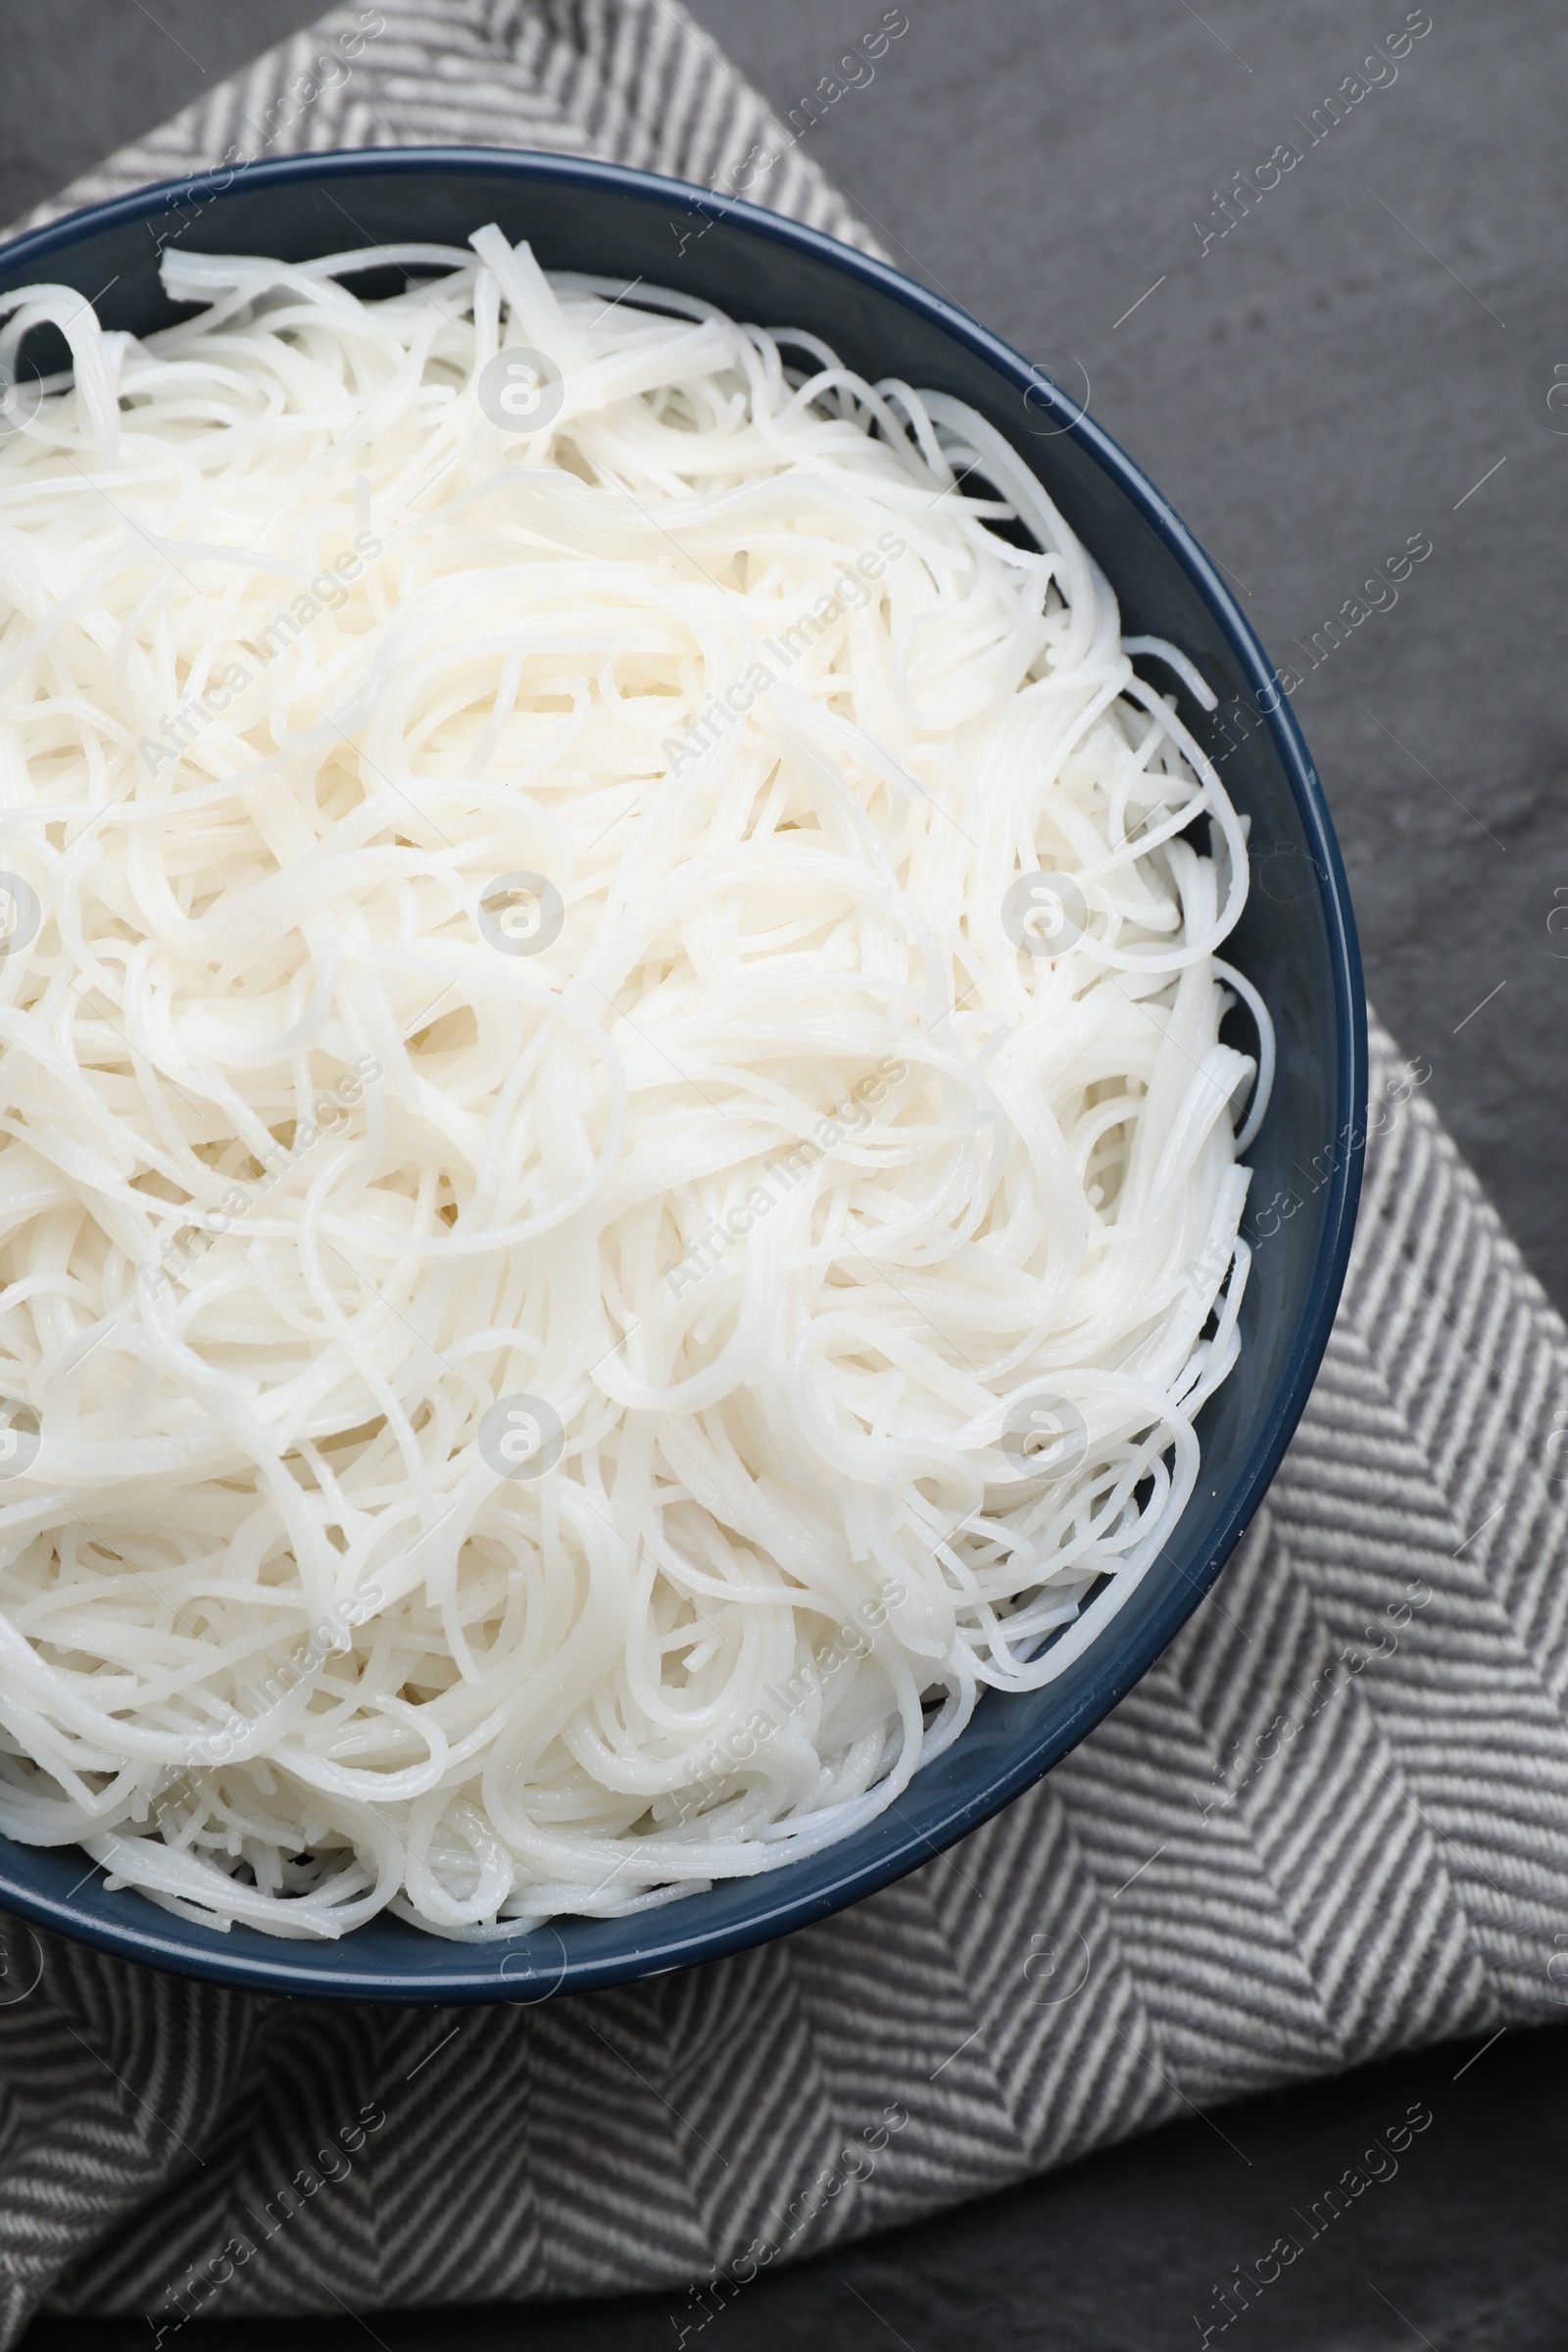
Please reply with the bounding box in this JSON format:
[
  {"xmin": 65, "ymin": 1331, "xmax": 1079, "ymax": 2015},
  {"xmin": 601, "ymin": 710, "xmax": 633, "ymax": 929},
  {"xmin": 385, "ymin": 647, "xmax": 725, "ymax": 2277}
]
[{"xmin": 0, "ymin": 228, "xmax": 1268, "ymax": 1937}]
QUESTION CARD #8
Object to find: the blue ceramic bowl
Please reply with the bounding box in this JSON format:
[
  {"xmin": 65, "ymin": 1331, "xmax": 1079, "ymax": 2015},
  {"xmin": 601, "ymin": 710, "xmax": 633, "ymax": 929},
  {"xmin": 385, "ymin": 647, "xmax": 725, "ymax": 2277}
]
[{"xmin": 0, "ymin": 149, "xmax": 1366, "ymax": 2003}]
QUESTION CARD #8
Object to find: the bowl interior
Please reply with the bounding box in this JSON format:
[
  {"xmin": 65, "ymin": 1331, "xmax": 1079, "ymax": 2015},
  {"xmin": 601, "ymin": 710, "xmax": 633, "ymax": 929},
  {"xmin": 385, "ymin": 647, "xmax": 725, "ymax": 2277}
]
[{"xmin": 0, "ymin": 151, "xmax": 1366, "ymax": 2001}]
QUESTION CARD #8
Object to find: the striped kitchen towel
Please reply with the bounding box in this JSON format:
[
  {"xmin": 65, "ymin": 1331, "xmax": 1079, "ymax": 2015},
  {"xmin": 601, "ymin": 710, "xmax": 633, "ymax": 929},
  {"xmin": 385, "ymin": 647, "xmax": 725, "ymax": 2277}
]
[{"xmin": 1, "ymin": 4, "xmax": 1565, "ymax": 2341}]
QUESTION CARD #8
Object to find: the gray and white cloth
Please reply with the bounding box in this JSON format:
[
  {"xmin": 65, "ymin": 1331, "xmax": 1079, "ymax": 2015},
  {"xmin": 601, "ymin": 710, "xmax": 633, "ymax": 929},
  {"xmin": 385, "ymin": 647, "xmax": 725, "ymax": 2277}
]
[{"xmin": 2, "ymin": 4, "xmax": 1566, "ymax": 2341}]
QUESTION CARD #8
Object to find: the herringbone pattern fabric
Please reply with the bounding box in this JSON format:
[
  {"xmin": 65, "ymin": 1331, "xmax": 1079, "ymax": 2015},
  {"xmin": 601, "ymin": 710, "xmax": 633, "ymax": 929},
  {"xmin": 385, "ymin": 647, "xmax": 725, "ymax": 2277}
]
[
  {"xmin": 15, "ymin": 0, "xmax": 879, "ymax": 253},
  {"xmin": 0, "ymin": 4, "xmax": 1563, "ymax": 2339}
]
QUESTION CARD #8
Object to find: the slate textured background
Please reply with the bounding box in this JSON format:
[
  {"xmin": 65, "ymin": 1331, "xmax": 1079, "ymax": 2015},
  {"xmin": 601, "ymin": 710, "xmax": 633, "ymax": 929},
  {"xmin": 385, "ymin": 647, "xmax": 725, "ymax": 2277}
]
[{"xmin": 2, "ymin": 3, "xmax": 1565, "ymax": 2347}]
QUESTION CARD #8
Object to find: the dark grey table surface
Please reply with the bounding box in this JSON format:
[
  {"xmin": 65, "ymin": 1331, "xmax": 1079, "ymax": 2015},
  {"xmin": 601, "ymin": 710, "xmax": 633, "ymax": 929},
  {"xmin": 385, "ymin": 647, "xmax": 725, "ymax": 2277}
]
[{"xmin": 2, "ymin": 3, "xmax": 1565, "ymax": 2346}]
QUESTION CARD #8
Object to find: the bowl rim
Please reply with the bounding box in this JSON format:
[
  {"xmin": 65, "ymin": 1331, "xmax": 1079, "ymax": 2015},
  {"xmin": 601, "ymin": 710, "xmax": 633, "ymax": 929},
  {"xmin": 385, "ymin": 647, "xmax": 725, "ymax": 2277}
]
[{"xmin": 0, "ymin": 144, "xmax": 1368, "ymax": 2002}]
